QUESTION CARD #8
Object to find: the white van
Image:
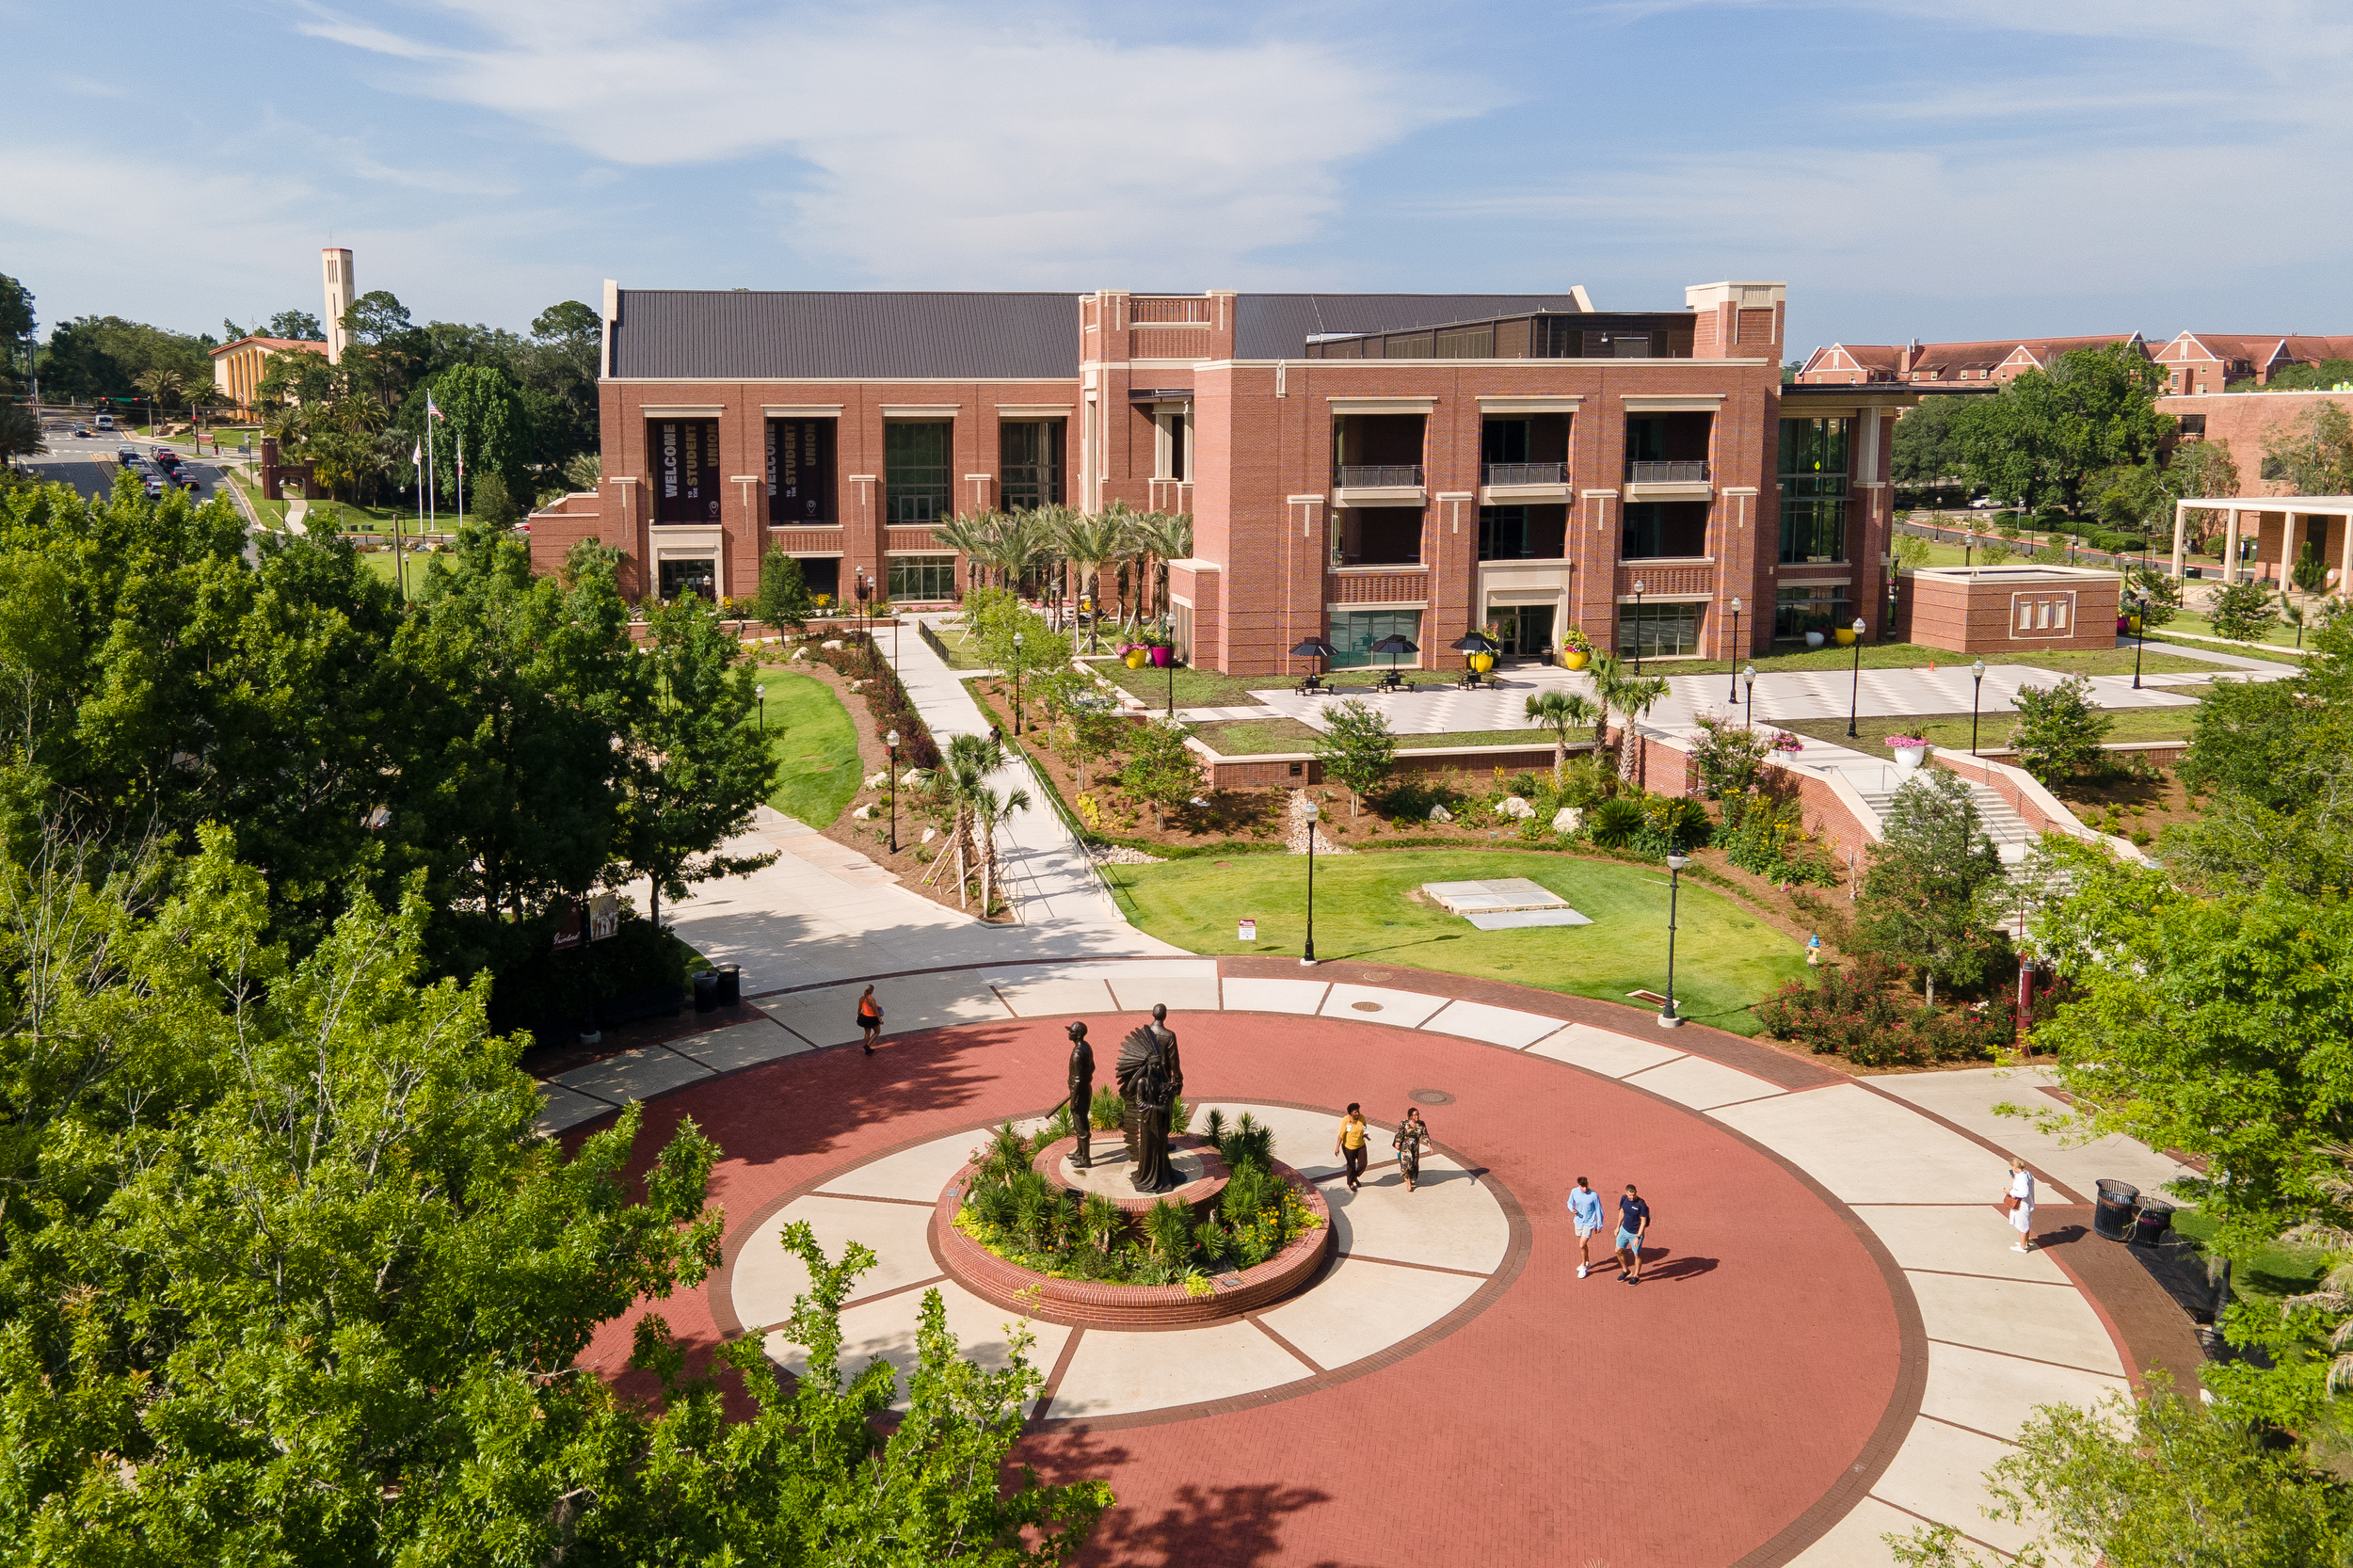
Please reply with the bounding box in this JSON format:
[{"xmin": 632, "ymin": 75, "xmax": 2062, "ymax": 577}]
[{"xmin": 95, "ymin": 412, "xmax": 114, "ymax": 431}]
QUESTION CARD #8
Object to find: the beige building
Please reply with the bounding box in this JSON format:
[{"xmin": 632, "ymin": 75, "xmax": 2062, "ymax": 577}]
[
  {"xmin": 323, "ymin": 247, "xmax": 354, "ymax": 363},
  {"xmin": 211, "ymin": 336, "xmax": 328, "ymax": 418}
]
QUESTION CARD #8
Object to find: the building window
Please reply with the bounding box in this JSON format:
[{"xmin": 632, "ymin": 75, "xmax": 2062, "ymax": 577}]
[
  {"xmin": 1337, "ymin": 507, "xmax": 1423, "ymax": 567},
  {"xmin": 657, "ymin": 557, "xmax": 715, "ymax": 600},
  {"xmin": 1774, "ymin": 584, "xmax": 1848, "ymax": 639},
  {"xmin": 1617, "ymin": 601, "xmax": 1701, "ymax": 658},
  {"xmin": 652, "ymin": 418, "xmax": 721, "ymax": 523},
  {"xmin": 767, "ymin": 418, "xmax": 835, "ymax": 522},
  {"xmin": 888, "ymin": 555, "xmax": 957, "ymax": 600},
  {"xmin": 1328, "ymin": 609, "xmax": 1421, "ymax": 668},
  {"xmin": 1488, "ymin": 603, "xmax": 1556, "ymax": 657},
  {"xmin": 1621, "ymin": 502, "xmax": 1708, "ymax": 559},
  {"xmin": 1477, "ymin": 504, "xmax": 1567, "ymax": 560},
  {"xmin": 886, "ymin": 421, "xmax": 952, "ymax": 523},
  {"xmin": 1000, "ymin": 420, "xmax": 1064, "ymax": 511},
  {"xmin": 1154, "ymin": 408, "xmax": 1190, "ymax": 481},
  {"xmin": 1778, "ymin": 417, "xmax": 1849, "ymax": 564}
]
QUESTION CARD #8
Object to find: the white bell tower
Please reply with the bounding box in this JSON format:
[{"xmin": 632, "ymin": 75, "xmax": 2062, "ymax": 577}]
[{"xmin": 322, "ymin": 248, "xmax": 355, "ymax": 363}]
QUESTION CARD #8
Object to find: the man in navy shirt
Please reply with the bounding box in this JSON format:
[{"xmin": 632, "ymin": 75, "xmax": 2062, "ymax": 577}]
[{"xmin": 1615, "ymin": 1185, "xmax": 1652, "ymax": 1284}]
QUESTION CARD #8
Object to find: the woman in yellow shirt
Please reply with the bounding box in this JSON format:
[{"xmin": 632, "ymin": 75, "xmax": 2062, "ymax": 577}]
[{"xmin": 1333, "ymin": 1103, "xmax": 1369, "ymax": 1191}]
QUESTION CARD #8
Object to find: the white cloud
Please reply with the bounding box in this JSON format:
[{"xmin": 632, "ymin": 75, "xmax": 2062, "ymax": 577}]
[{"xmin": 296, "ymin": 1, "xmax": 1482, "ymax": 283}]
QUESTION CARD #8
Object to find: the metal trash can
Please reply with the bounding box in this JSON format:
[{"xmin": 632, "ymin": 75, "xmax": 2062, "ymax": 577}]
[
  {"xmin": 2133, "ymin": 1199, "xmax": 2175, "ymax": 1246},
  {"xmin": 692, "ymin": 968, "xmax": 719, "ymax": 1015},
  {"xmin": 2093, "ymin": 1178, "xmax": 2140, "ymax": 1241},
  {"xmin": 714, "ymin": 962, "xmax": 742, "ymax": 1008}
]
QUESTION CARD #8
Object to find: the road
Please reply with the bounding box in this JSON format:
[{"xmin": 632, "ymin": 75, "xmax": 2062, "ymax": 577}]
[{"xmin": 19, "ymin": 419, "xmax": 245, "ymax": 512}]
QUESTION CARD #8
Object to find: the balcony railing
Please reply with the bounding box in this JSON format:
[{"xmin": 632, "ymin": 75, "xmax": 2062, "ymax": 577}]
[
  {"xmin": 1130, "ymin": 296, "xmax": 1210, "ymax": 324},
  {"xmin": 1482, "ymin": 461, "xmax": 1569, "ymax": 485},
  {"xmin": 1627, "ymin": 460, "xmax": 1710, "ymax": 484},
  {"xmin": 1335, "ymin": 464, "xmax": 1423, "ymax": 488}
]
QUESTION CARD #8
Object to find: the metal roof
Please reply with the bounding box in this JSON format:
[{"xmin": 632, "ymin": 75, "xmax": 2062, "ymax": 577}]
[
  {"xmin": 609, "ymin": 290, "xmax": 1081, "ymax": 379},
  {"xmin": 1234, "ymin": 294, "xmax": 1590, "ymax": 359}
]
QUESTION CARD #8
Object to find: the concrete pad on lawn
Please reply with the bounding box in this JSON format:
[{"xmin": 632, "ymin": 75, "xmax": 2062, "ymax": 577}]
[
  {"xmin": 1417, "ymin": 998, "xmax": 1565, "ymax": 1049},
  {"xmin": 764, "ymin": 1276, "xmax": 1071, "ymax": 1412},
  {"xmin": 815, "ymin": 1129, "xmax": 989, "ymax": 1205},
  {"xmin": 728, "ymin": 1195, "xmax": 940, "ymax": 1334},
  {"xmin": 1869, "ymin": 1418, "xmax": 2042, "ymax": 1557},
  {"xmin": 1525, "ymin": 1021, "xmax": 1687, "ymax": 1076},
  {"xmin": 1851, "ymin": 1205, "xmax": 2071, "ymax": 1285},
  {"xmin": 1221, "ymin": 976, "xmax": 1330, "ymax": 1015},
  {"xmin": 1624, "ymin": 1053, "xmax": 1785, "ymax": 1111},
  {"xmin": 1329, "ymin": 1160, "xmax": 1510, "ymax": 1274},
  {"xmin": 1922, "ymin": 1340, "xmax": 2129, "ymax": 1441},
  {"xmin": 550, "ymin": 1045, "xmax": 715, "ymax": 1105},
  {"xmin": 1910, "ymin": 1272, "xmax": 2126, "ymax": 1376},
  {"xmin": 991, "ymin": 977, "xmax": 1118, "ymax": 1016},
  {"xmin": 1318, "ymin": 984, "xmax": 1449, "ymax": 1028},
  {"xmin": 1043, "ymin": 1317, "xmax": 1311, "ymax": 1418},
  {"xmin": 536, "ymin": 1084, "xmax": 617, "ymax": 1136},
  {"xmin": 1782, "ymin": 1496, "xmax": 1945, "ymax": 1567},
  {"xmin": 1253, "ymin": 1253, "xmax": 1481, "ymax": 1369},
  {"xmin": 668, "ymin": 1017, "xmax": 810, "ymax": 1074},
  {"xmin": 1711, "ymin": 1084, "xmax": 2011, "ymax": 1205}
]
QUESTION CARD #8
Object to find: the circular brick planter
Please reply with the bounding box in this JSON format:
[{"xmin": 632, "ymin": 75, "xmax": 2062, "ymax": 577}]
[
  {"xmin": 1029, "ymin": 1133, "xmax": 1232, "ymax": 1225},
  {"xmin": 934, "ymin": 1153, "xmax": 1333, "ymax": 1329}
]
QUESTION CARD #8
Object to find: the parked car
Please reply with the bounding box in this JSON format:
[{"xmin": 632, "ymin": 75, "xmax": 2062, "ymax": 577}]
[
  {"xmin": 72, "ymin": 424, "xmax": 91, "ymax": 438},
  {"xmin": 1967, "ymin": 495, "xmax": 1999, "ymax": 509},
  {"xmin": 117, "ymin": 447, "xmax": 139, "ymax": 465}
]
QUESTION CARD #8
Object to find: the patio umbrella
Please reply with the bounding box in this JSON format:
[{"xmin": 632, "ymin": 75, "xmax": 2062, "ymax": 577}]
[
  {"xmin": 1370, "ymin": 632, "xmax": 1418, "ymax": 680},
  {"xmin": 1449, "ymin": 631, "xmax": 1500, "ymax": 658},
  {"xmin": 1290, "ymin": 635, "xmax": 1337, "ymax": 676}
]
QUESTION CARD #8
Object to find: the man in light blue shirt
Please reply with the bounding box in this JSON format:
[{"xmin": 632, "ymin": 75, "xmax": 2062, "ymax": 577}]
[{"xmin": 1566, "ymin": 1176, "xmax": 1607, "ymax": 1279}]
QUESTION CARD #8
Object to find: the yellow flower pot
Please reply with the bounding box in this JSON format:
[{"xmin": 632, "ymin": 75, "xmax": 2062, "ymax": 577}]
[
  {"xmin": 1124, "ymin": 648, "xmax": 1149, "ymax": 669},
  {"xmin": 1561, "ymin": 649, "xmax": 1590, "ymax": 670},
  {"xmin": 1468, "ymin": 652, "xmax": 1496, "ymax": 673},
  {"xmin": 1834, "ymin": 627, "xmax": 1858, "ymax": 646},
  {"xmin": 2127, "ymin": 615, "xmax": 2143, "ymax": 632}
]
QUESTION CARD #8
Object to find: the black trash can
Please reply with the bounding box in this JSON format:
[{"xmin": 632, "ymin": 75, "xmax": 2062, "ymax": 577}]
[
  {"xmin": 2093, "ymin": 1178, "xmax": 2140, "ymax": 1241},
  {"xmin": 692, "ymin": 968, "xmax": 719, "ymax": 1015},
  {"xmin": 714, "ymin": 962, "xmax": 742, "ymax": 1008},
  {"xmin": 2133, "ymin": 1200, "xmax": 2175, "ymax": 1246}
]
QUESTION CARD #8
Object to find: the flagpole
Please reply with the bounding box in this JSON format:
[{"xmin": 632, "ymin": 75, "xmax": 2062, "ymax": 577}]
[
  {"xmin": 456, "ymin": 431, "xmax": 465, "ymax": 525},
  {"xmin": 407, "ymin": 440, "xmax": 421, "ymax": 600},
  {"xmin": 426, "ymin": 417, "xmax": 436, "ymax": 540}
]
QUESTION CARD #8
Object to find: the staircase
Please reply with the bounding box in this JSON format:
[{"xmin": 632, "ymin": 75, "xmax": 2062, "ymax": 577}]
[{"xmin": 1856, "ymin": 778, "xmax": 2037, "ymax": 859}]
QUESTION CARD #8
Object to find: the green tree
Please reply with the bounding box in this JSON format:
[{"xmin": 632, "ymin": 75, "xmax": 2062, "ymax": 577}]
[
  {"xmin": 2210, "ymin": 578, "xmax": 2282, "ymax": 642},
  {"xmin": 1951, "ymin": 344, "xmax": 2172, "ymax": 513},
  {"xmin": 1887, "ymin": 1382, "xmax": 2352, "ymax": 1568},
  {"xmin": 470, "ymin": 470, "xmax": 520, "ymax": 527},
  {"xmin": 1523, "ymin": 688, "xmax": 1599, "ymax": 784},
  {"xmin": 1049, "ymin": 505, "xmax": 1134, "ymax": 650},
  {"xmin": 750, "ymin": 543, "xmax": 812, "ymax": 632},
  {"xmin": 1890, "ymin": 393, "xmax": 1965, "ymax": 487},
  {"xmin": 1589, "ymin": 651, "xmax": 1670, "ymax": 780},
  {"xmin": 1119, "ymin": 716, "xmax": 1203, "ymax": 827},
  {"xmin": 2009, "ymin": 673, "xmax": 2112, "ymax": 784},
  {"xmin": 1853, "ymin": 769, "xmax": 2005, "ymax": 1007},
  {"xmin": 615, "ymin": 590, "xmax": 779, "ymax": 930},
  {"xmin": 1316, "ymin": 698, "xmax": 1396, "ymax": 815},
  {"xmin": 2260, "ymin": 401, "xmax": 2353, "ymax": 496},
  {"xmin": 430, "ymin": 361, "xmax": 530, "ymax": 509},
  {"xmin": 2124, "ymin": 564, "xmax": 2182, "ymax": 628}
]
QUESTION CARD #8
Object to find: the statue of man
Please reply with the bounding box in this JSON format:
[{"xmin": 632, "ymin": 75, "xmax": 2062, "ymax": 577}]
[
  {"xmin": 1115, "ymin": 1003, "xmax": 1183, "ymax": 1193},
  {"xmin": 1065, "ymin": 1020, "xmax": 1095, "ymax": 1168}
]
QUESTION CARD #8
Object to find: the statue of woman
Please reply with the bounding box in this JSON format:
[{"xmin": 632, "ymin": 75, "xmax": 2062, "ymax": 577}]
[{"xmin": 1114, "ymin": 1004, "xmax": 1183, "ymax": 1192}]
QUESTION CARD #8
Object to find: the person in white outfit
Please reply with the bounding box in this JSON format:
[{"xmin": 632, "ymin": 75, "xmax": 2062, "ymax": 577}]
[{"xmin": 2006, "ymin": 1159, "xmax": 2037, "ymax": 1252}]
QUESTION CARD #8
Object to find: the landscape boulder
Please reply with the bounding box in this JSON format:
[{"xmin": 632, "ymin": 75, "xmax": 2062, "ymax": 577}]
[
  {"xmin": 1552, "ymin": 806, "xmax": 1584, "ymax": 833},
  {"xmin": 1427, "ymin": 803, "xmax": 1453, "ymax": 823},
  {"xmin": 1498, "ymin": 795, "xmax": 1536, "ymax": 820}
]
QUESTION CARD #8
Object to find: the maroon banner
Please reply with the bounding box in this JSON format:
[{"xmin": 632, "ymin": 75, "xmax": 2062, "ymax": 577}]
[
  {"xmin": 654, "ymin": 418, "xmax": 721, "ymax": 523},
  {"xmin": 767, "ymin": 417, "xmax": 834, "ymax": 522}
]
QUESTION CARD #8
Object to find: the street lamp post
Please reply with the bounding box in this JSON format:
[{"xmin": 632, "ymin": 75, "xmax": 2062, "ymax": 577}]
[
  {"xmin": 1658, "ymin": 851, "xmax": 1689, "ymax": 1028},
  {"xmin": 1301, "ymin": 801, "xmax": 1320, "ymax": 967},
  {"xmin": 1725, "ymin": 597, "xmax": 1742, "ymax": 699},
  {"xmin": 1970, "ymin": 659, "xmax": 1987, "ymax": 756},
  {"xmin": 1011, "ymin": 631, "xmax": 1025, "ymax": 736},
  {"xmin": 1632, "ymin": 581, "xmax": 1646, "ymax": 676},
  {"xmin": 1845, "ymin": 617, "xmax": 1866, "ymax": 739},
  {"xmin": 2130, "ymin": 592, "xmax": 2147, "ymax": 690},
  {"xmin": 757, "ymin": 684, "xmax": 766, "ymax": 736},
  {"xmin": 886, "ymin": 728, "xmax": 900, "ymax": 852},
  {"xmin": 1166, "ymin": 639, "xmax": 1176, "ymax": 718},
  {"xmin": 1743, "ymin": 663, "xmax": 1756, "ymax": 729}
]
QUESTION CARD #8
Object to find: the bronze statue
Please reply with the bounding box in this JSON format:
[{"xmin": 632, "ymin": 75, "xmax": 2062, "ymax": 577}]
[
  {"xmin": 1065, "ymin": 1021, "xmax": 1096, "ymax": 1168},
  {"xmin": 1115, "ymin": 1003, "xmax": 1185, "ymax": 1193}
]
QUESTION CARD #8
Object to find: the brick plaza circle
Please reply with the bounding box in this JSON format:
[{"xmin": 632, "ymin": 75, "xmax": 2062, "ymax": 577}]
[{"xmin": 582, "ymin": 1005, "xmax": 1917, "ymax": 1567}]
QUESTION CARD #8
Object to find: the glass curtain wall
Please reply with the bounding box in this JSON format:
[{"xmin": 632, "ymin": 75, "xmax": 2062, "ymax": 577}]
[
  {"xmin": 1616, "ymin": 601, "xmax": 1702, "ymax": 658},
  {"xmin": 1000, "ymin": 421, "xmax": 1064, "ymax": 511},
  {"xmin": 1779, "ymin": 417, "xmax": 1849, "ymax": 564},
  {"xmin": 1328, "ymin": 609, "xmax": 1422, "ymax": 668},
  {"xmin": 885, "ymin": 422, "xmax": 952, "ymax": 523},
  {"xmin": 888, "ymin": 555, "xmax": 957, "ymax": 600}
]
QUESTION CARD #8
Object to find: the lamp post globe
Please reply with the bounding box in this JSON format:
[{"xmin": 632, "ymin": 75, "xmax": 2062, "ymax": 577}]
[
  {"xmin": 1970, "ymin": 658, "xmax": 1987, "ymax": 757},
  {"xmin": 1726, "ymin": 597, "xmax": 1742, "ymax": 699},
  {"xmin": 1658, "ymin": 852, "xmax": 1689, "ymax": 1028},
  {"xmin": 1301, "ymin": 801, "xmax": 1321, "ymax": 967},
  {"xmin": 1742, "ymin": 662, "xmax": 1757, "ymax": 728}
]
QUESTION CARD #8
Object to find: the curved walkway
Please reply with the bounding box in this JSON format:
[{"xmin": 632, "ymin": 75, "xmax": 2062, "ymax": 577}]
[{"xmin": 540, "ymin": 959, "xmax": 2197, "ymax": 1567}]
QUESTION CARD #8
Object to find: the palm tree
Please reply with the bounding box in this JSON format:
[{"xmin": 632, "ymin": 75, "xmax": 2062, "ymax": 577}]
[
  {"xmin": 990, "ymin": 508, "xmax": 1057, "ymax": 600},
  {"xmin": 968, "ymin": 778, "xmax": 1032, "ymax": 917},
  {"xmin": 1588, "ymin": 653, "xmax": 1670, "ymax": 781},
  {"xmin": 1524, "ymin": 690, "xmax": 1601, "ymax": 785},
  {"xmin": 932, "ymin": 510, "xmax": 1002, "ymax": 596},
  {"xmin": 1051, "ymin": 505, "xmax": 1135, "ymax": 650},
  {"xmin": 1128, "ymin": 511, "xmax": 1193, "ymax": 627},
  {"xmin": 936, "ymin": 732, "xmax": 1009, "ymax": 908},
  {"xmin": 134, "ymin": 367, "xmax": 185, "ymax": 433}
]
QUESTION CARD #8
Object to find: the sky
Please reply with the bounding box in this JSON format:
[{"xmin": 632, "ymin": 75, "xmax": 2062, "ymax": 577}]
[{"xmin": 4, "ymin": 0, "xmax": 2349, "ymax": 356}]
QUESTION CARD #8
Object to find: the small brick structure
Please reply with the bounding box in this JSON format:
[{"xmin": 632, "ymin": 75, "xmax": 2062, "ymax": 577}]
[
  {"xmin": 1896, "ymin": 564, "xmax": 2121, "ymax": 654},
  {"xmin": 934, "ymin": 1152, "xmax": 1332, "ymax": 1328}
]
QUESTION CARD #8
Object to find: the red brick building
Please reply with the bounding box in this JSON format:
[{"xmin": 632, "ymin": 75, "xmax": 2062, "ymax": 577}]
[
  {"xmin": 1795, "ymin": 333, "xmax": 2144, "ymax": 387},
  {"xmin": 533, "ymin": 280, "xmax": 1912, "ymax": 674},
  {"xmin": 2149, "ymin": 332, "xmax": 2353, "ymax": 395}
]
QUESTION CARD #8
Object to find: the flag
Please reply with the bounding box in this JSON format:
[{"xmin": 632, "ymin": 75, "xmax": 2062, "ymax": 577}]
[
  {"xmin": 426, "ymin": 395, "xmax": 444, "ymax": 422},
  {"xmin": 411, "ymin": 442, "xmax": 422, "ymax": 466}
]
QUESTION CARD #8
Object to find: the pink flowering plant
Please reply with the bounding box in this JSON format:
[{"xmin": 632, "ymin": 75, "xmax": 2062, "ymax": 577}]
[{"xmin": 1885, "ymin": 733, "xmax": 1930, "ymax": 751}]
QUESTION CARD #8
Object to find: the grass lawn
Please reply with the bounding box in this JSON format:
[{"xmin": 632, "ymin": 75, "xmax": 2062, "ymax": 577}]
[
  {"xmin": 1651, "ymin": 641, "xmax": 2263, "ymax": 680},
  {"xmin": 755, "ymin": 671, "xmax": 862, "ymax": 826},
  {"xmin": 1101, "ymin": 663, "xmax": 1454, "ymax": 709},
  {"xmin": 1779, "ymin": 705, "xmax": 2199, "ymax": 754},
  {"xmin": 926, "ymin": 624, "xmax": 995, "ymax": 671},
  {"xmin": 2171, "ymin": 1208, "xmax": 2328, "ymax": 1304},
  {"xmin": 356, "ymin": 551, "xmax": 436, "ymax": 599},
  {"xmin": 1191, "ymin": 717, "xmax": 1571, "ymax": 756},
  {"xmin": 227, "ymin": 468, "xmax": 482, "ymax": 535},
  {"xmin": 1104, "ymin": 848, "xmax": 1806, "ymax": 1035},
  {"xmin": 2151, "ymin": 610, "xmax": 2315, "ymax": 653}
]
